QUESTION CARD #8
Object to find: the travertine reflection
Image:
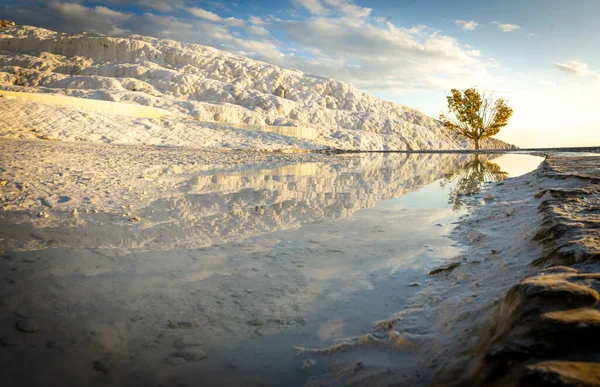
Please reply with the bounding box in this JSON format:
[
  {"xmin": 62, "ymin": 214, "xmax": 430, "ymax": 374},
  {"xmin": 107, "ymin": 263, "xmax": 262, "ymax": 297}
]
[{"xmin": 0, "ymin": 149, "xmax": 478, "ymax": 251}]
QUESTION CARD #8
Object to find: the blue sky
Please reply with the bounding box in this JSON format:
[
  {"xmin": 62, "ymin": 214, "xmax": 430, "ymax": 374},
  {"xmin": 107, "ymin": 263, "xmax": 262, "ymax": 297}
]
[{"xmin": 2, "ymin": 0, "xmax": 599, "ymax": 147}]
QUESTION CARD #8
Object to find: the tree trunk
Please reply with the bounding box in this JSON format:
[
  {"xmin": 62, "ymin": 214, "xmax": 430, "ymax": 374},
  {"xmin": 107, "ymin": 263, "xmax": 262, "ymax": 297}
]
[{"xmin": 474, "ymin": 137, "xmax": 480, "ymax": 150}]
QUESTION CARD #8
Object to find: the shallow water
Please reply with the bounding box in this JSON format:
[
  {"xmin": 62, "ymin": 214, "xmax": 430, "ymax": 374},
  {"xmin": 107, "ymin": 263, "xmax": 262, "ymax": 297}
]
[{"xmin": 0, "ymin": 148, "xmax": 543, "ymax": 386}]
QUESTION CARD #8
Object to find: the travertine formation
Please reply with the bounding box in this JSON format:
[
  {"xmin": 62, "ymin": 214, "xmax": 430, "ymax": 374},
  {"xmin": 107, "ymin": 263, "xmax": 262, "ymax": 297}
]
[
  {"xmin": 435, "ymin": 156, "xmax": 600, "ymax": 387},
  {"xmin": 0, "ymin": 23, "xmax": 511, "ymax": 150}
]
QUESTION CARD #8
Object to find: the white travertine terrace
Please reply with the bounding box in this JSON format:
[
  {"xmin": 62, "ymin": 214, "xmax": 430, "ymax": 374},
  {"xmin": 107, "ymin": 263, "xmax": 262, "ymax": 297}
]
[
  {"xmin": 0, "ymin": 90, "xmax": 168, "ymax": 119},
  {"xmin": 0, "ymin": 25, "xmax": 510, "ymax": 150}
]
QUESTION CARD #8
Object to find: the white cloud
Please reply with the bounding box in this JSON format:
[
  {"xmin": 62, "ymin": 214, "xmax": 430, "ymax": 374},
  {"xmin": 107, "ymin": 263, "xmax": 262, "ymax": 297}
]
[
  {"xmin": 493, "ymin": 22, "xmax": 520, "ymax": 32},
  {"xmin": 277, "ymin": 15, "xmax": 496, "ymax": 91},
  {"xmin": 292, "ymin": 0, "xmax": 329, "ymax": 15},
  {"xmin": 39, "ymin": 1, "xmax": 133, "ymax": 35},
  {"xmin": 455, "ymin": 20, "xmax": 480, "ymax": 31},
  {"xmin": 222, "ymin": 17, "xmax": 246, "ymax": 27},
  {"xmin": 248, "ymin": 16, "xmax": 268, "ymax": 26},
  {"xmin": 188, "ymin": 7, "xmax": 221, "ymax": 22},
  {"xmin": 323, "ymin": 0, "xmax": 372, "ymax": 19},
  {"xmin": 245, "ymin": 25, "xmax": 270, "ymax": 37},
  {"xmin": 187, "ymin": 7, "xmax": 245, "ymax": 27},
  {"xmin": 554, "ymin": 61, "xmax": 600, "ymax": 79},
  {"xmin": 292, "ymin": 0, "xmax": 371, "ymax": 18},
  {"xmin": 91, "ymin": 0, "xmax": 186, "ymax": 12}
]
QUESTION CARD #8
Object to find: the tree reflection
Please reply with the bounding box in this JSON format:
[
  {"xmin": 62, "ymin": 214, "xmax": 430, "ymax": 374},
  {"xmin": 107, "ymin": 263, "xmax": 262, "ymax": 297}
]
[{"xmin": 441, "ymin": 154, "xmax": 509, "ymax": 210}]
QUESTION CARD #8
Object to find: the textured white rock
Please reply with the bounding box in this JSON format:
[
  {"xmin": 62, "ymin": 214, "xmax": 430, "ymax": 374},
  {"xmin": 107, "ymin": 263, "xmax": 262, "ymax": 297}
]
[
  {"xmin": 0, "ymin": 25, "xmax": 511, "ymax": 151},
  {"xmin": 467, "ymin": 230, "xmax": 486, "ymax": 243}
]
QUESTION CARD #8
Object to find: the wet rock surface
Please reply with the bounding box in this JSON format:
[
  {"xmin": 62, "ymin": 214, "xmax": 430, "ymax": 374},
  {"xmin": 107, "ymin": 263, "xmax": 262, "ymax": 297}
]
[{"xmin": 434, "ymin": 156, "xmax": 600, "ymax": 387}]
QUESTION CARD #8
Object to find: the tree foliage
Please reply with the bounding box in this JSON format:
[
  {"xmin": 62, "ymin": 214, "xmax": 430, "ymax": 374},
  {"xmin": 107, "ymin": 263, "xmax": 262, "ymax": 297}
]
[{"xmin": 439, "ymin": 88, "xmax": 513, "ymax": 149}]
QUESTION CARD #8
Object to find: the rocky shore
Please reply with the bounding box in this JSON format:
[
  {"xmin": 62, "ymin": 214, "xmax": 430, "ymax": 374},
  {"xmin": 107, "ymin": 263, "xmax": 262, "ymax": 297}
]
[
  {"xmin": 431, "ymin": 155, "xmax": 600, "ymax": 386},
  {"xmin": 306, "ymin": 154, "xmax": 600, "ymax": 387}
]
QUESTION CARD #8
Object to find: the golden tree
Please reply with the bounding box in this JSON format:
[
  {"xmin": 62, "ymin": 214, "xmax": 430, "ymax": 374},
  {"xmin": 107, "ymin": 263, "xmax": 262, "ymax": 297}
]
[{"xmin": 439, "ymin": 88, "xmax": 513, "ymax": 150}]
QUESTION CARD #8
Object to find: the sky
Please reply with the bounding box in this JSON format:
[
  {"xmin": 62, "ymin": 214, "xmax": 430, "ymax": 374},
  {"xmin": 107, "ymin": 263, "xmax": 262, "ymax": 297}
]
[{"xmin": 1, "ymin": 0, "xmax": 599, "ymax": 148}]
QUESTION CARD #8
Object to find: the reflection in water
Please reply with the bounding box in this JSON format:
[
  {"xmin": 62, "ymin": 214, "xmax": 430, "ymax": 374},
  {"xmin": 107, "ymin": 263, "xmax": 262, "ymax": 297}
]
[
  {"xmin": 0, "ymin": 144, "xmax": 543, "ymax": 387},
  {"xmin": 441, "ymin": 154, "xmax": 509, "ymax": 210},
  {"xmin": 1, "ymin": 153, "xmax": 480, "ymax": 251}
]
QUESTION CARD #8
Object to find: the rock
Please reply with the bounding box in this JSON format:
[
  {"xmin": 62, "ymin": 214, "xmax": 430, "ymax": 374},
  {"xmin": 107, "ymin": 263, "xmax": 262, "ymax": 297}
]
[
  {"xmin": 15, "ymin": 319, "xmax": 40, "ymax": 333},
  {"xmin": 539, "ymin": 266, "xmax": 578, "ymax": 275},
  {"xmin": 504, "ymin": 207, "xmax": 515, "ymax": 216},
  {"xmin": 0, "ymin": 180, "xmax": 7, "ymax": 186},
  {"xmin": 71, "ymin": 208, "xmax": 78, "ymax": 215},
  {"xmin": 514, "ymin": 274, "xmax": 600, "ymax": 307},
  {"xmin": 0, "ymin": 335, "xmax": 23, "ymax": 347},
  {"xmin": 92, "ymin": 360, "xmax": 114, "ymax": 373},
  {"xmin": 483, "ymin": 193, "xmax": 495, "ymax": 201},
  {"xmin": 173, "ymin": 337, "xmax": 202, "ymax": 349},
  {"xmin": 165, "ymin": 356, "xmax": 186, "ymax": 366},
  {"xmin": 274, "ymin": 85, "xmax": 286, "ymax": 98},
  {"xmin": 168, "ymin": 320, "xmax": 199, "ymax": 329},
  {"xmin": 37, "ymin": 211, "xmax": 48, "ymax": 218},
  {"xmin": 249, "ymin": 318, "xmax": 265, "ymax": 326},
  {"xmin": 522, "ymin": 361, "xmax": 600, "ymax": 386},
  {"xmin": 171, "ymin": 349, "xmax": 207, "ymax": 361},
  {"xmin": 354, "ymin": 361, "xmax": 364, "ymax": 372},
  {"xmin": 429, "ymin": 262, "xmax": 461, "ymax": 275},
  {"xmin": 302, "ymin": 359, "xmax": 317, "ymax": 369},
  {"xmin": 467, "ymin": 230, "xmax": 486, "ymax": 243},
  {"xmin": 0, "ymin": 20, "xmax": 16, "ymax": 28}
]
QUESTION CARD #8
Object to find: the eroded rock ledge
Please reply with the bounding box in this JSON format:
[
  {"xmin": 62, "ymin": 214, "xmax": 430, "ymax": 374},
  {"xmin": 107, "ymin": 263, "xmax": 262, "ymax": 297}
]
[{"xmin": 436, "ymin": 156, "xmax": 600, "ymax": 387}]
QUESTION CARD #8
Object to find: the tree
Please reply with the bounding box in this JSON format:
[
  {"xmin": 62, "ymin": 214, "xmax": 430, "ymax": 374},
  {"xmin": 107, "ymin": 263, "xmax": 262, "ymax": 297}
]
[{"xmin": 439, "ymin": 88, "xmax": 513, "ymax": 150}]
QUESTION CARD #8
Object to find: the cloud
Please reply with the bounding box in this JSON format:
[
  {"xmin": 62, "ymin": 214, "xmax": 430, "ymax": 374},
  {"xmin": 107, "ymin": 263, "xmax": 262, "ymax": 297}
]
[
  {"xmin": 91, "ymin": 0, "xmax": 186, "ymax": 12},
  {"xmin": 187, "ymin": 7, "xmax": 245, "ymax": 27},
  {"xmin": 188, "ymin": 7, "xmax": 221, "ymax": 22},
  {"xmin": 245, "ymin": 25, "xmax": 270, "ymax": 37},
  {"xmin": 493, "ymin": 22, "xmax": 520, "ymax": 32},
  {"xmin": 554, "ymin": 61, "xmax": 600, "ymax": 79},
  {"xmin": 323, "ymin": 0, "xmax": 372, "ymax": 18},
  {"xmin": 1, "ymin": 0, "xmax": 498, "ymax": 93},
  {"xmin": 248, "ymin": 16, "xmax": 268, "ymax": 26},
  {"xmin": 292, "ymin": 0, "xmax": 329, "ymax": 15},
  {"xmin": 455, "ymin": 20, "xmax": 480, "ymax": 31},
  {"xmin": 292, "ymin": 0, "xmax": 371, "ymax": 18},
  {"xmin": 16, "ymin": 1, "xmax": 134, "ymax": 35},
  {"xmin": 279, "ymin": 17, "xmax": 490, "ymax": 90}
]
